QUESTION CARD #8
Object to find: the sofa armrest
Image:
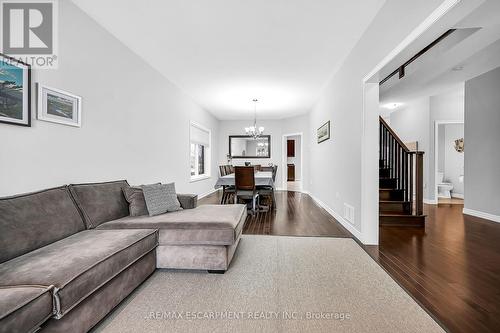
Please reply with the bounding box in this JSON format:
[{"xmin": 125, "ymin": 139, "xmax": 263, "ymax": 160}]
[{"xmin": 177, "ymin": 194, "xmax": 198, "ymax": 209}]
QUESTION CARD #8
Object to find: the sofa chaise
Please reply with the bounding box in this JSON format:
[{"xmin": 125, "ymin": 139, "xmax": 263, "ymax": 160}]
[{"xmin": 0, "ymin": 180, "xmax": 246, "ymax": 333}]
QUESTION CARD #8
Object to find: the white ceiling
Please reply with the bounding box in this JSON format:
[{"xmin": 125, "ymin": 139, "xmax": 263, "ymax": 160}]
[
  {"xmin": 71, "ymin": 0, "xmax": 385, "ymax": 120},
  {"xmin": 379, "ymin": 0, "xmax": 500, "ymax": 107}
]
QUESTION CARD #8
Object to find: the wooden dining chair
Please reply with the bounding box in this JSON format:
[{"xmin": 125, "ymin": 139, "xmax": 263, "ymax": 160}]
[
  {"xmin": 261, "ymin": 166, "xmax": 273, "ymax": 172},
  {"xmin": 219, "ymin": 165, "xmax": 227, "ymax": 177},
  {"xmin": 254, "ymin": 164, "xmax": 262, "ymax": 172},
  {"xmin": 258, "ymin": 165, "xmax": 277, "ymax": 210},
  {"xmin": 234, "ymin": 166, "xmax": 259, "ymax": 214},
  {"xmin": 219, "ymin": 165, "xmax": 234, "ymax": 204},
  {"xmin": 224, "ymin": 165, "xmax": 232, "ymax": 175}
]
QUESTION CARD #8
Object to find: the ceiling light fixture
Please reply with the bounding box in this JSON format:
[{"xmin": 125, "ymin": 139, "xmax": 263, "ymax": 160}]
[
  {"xmin": 383, "ymin": 103, "xmax": 402, "ymax": 110},
  {"xmin": 245, "ymin": 99, "xmax": 264, "ymax": 139}
]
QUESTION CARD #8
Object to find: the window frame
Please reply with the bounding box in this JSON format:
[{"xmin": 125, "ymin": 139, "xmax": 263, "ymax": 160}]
[{"xmin": 189, "ymin": 121, "xmax": 211, "ymax": 182}]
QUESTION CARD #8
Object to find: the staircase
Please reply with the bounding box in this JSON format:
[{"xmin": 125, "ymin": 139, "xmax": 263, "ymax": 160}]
[{"xmin": 379, "ymin": 117, "xmax": 426, "ymax": 227}]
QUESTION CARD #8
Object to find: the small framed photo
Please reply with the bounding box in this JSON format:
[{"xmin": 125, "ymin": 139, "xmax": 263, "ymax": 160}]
[
  {"xmin": 0, "ymin": 53, "xmax": 31, "ymax": 127},
  {"xmin": 38, "ymin": 85, "xmax": 82, "ymax": 127},
  {"xmin": 317, "ymin": 120, "xmax": 330, "ymax": 143}
]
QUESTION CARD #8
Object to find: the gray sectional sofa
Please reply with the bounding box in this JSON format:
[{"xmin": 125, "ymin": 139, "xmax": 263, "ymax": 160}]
[{"xmin": 0, "ymin": 180, "xmax": 246, "ymax": 333}]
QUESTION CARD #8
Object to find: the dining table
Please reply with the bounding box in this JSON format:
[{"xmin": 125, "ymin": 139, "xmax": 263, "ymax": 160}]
[
  {"xmin": 214, "ymin": 171, "xmax": 274, "ymax": 188},
  {"xmin": 214, "ymin": 171, "xmax": 275, "ymax": 208}
]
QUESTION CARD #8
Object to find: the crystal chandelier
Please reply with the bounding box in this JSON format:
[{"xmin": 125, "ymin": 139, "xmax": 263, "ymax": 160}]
[{"xmin": 245, "ymin": 99, "xmax": 264, "ymax": 139}]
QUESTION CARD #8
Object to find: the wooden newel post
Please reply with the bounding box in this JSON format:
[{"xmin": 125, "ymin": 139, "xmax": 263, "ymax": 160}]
[{"xmin": 415, "ymin": 152, "xmax": 424, "ymax": 216}]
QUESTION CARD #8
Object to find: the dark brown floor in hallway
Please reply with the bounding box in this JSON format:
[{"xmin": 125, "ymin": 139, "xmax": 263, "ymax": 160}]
[
  {"xmin": 199, "ymin": 190, "xmax": 351, "ymax": 237},
  {"xmin": 202, "ymin": 191, "xmax": 500, "ymax": 332},
  {"xmin": 365, "ymin": 203, "xmax": 500, "ymax": 333}
]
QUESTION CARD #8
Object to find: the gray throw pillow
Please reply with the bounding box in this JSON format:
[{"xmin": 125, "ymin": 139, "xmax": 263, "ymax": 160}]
[
  {"xmin": 122, "ymin": 186, "xmax": 149, "ymax": 216},
  {"xmin": 141, "ymin": 183, "xmax": 182, "ymax": 216}
]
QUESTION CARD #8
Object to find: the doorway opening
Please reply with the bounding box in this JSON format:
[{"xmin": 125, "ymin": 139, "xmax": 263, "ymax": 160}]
[
  {"xmin": 435, "ymin": 121, "xmax": 464, "ymax": 204},
  {"xmin": 282, "ymin": 133, "xmax": 303, "ymax": 192}
]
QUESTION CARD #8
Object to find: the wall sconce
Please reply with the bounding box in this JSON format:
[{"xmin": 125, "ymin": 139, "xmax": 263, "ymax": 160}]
[{"xmin": 454, "ymin": 138, "xmax": 464, "ymax": 153}]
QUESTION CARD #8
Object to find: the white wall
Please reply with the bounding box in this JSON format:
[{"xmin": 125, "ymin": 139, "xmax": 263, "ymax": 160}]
[
  {"xmin": 389, "ymin": 97, "xmax": 431, "ymax": 198},
  {"xmin": 387, "ymin": 85, "xmax": 465, "ymax": 202},
  {"xmin": 464, "ymin": 66, "xmax": 500, "ymax": 218},
  {"xmin": 218, "ymin": 114, "xmax": 309, "ymax": 190},
  {"xmin": 0, "ymin": 1, "xmax": 219, "ymax": 197},
  {"xmin": 428, "ymin": 84, "xmax": 465, "ymax": 201},
  {"xmin": 443, "ymin": 124, "xmax": 464, "ymax": 196},
  {"xmin": 286, "ymin": 135, "xmax": 302, "ymax": 181},
  {"xmin": 307, "ymin": 0, "xmax": 443, "ymax": 242}
]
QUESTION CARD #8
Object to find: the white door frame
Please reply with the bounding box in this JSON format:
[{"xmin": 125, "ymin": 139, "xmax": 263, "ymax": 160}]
[
  {"xmin": 434, "ymin": 120, "xmax": 464, "ymax": 201},
  {"xmin": 360, "ymin": 0, "xmax": 460, "ymax": 245},
  {"xmin": 282, "ymin": 132, "xmax": 303, "ymax": 191}
]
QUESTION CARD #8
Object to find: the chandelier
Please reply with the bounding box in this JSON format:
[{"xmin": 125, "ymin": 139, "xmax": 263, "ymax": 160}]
[{"xmin": 245, "ymin": 99, "xmax": 264, "ymax": 139}]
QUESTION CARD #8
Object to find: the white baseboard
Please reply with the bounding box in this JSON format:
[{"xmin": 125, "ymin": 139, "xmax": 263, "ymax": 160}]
[
  {"xmin": 463, "ymin": 208, "xmax": 500, "ymax": 223},
  {"xmin": 198, "ymin": 188, "xmax": 220, "ymax": 199},
  {"xmin": 452, "ymin": 193, "xmax": 464, "ymax": 199},
  {"xmin": 306, "ymin": 193, "xmax": 364, "ymax": 243},
  {"xmin": 424, "ymin": 198, "xmax": 438, "ymax": 205}
]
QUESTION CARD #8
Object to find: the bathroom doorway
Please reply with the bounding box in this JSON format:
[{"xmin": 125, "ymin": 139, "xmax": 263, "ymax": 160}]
[{"xmin": 434, "ymin": 121, "xmax": 464, "ymax": 204}]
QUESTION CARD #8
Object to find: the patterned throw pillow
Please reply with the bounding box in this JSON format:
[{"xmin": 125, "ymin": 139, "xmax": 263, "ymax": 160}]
[
  {"xmin": 122, "ymin": 186, "xmax": 149, "ymax": 216},
  {"xmin": 141, "ymin": 183, "xmax": 182, "ymax": 216}
]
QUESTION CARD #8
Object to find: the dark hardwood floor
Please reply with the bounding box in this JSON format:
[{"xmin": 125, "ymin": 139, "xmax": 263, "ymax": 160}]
[
  {"xmin": 202, "ymin": 190, "xmax": 500, "ymax": 333},
  {"xmin": 365, "ymin": 203, "xmax": 500, "ymax": 333},
  {"xmin": 200, "ymin": 190, "xmax": 351, "ymax": 237}
]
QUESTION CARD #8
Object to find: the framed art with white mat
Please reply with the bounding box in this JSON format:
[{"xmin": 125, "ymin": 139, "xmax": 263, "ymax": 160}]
[{"xmin": 38, "ymin": 84, "xmax": 82, "ymax": 127}]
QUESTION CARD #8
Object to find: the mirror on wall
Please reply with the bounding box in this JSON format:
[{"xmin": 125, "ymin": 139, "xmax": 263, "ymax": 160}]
[{"xmin": 229, "ymin": 135, "xmax": 271, "ymax": 158}]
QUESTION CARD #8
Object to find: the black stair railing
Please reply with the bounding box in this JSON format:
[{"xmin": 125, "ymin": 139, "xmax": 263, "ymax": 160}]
[{"xmin": 379, "ymin": 117, "xmax": 424, "ymax": 216}]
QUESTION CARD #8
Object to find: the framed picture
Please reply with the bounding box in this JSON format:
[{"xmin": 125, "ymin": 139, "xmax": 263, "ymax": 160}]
[
  {"xmin": 0, "ymin": 53, "xmax": 31, "ymax": 126},
  {"xmin": 317, "ymin": 120, "xmax": 330, "ymax": 143},
  {"xmin": 38, "ymin": 85, "xmax": 82, "ymax": 127}
]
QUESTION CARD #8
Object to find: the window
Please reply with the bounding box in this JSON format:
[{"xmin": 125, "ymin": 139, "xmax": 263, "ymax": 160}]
[{"xmin": 190, "ymin": 122, "xmax": 211, "ymax": 181}]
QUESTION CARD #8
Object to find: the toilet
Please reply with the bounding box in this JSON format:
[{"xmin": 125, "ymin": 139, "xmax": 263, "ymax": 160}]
[{"xmin": 437, "ymin": 172, "xmax": 454, "ymax": 198}]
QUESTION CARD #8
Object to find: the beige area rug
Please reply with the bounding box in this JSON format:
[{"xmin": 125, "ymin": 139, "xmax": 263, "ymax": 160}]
[{"xmin": 93, "ymin": 236, "xmax": 443, "ymax": 333}]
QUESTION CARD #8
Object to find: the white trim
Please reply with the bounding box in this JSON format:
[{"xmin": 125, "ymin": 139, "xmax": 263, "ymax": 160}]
[
  {"xmin": 307, "ymin": 192, "xmax": 364, "ymax": 243},
  {"xmin": 198, "ymin": 188, "xmax": 220, "ymax": 199},
  {"xmin": 189, "ymin": 175, "xmax": 211, "ymax": 183},
  {"xmin": 189, "ymin": 121, "xmax": 212, "ymax": 181},
  {"xmin": 363, "ymin": 0, "xmax": 461, "ymax": 82},
  {"xmin": 463, "ymin": 208, "xmax": 500, "ymax": 223},
  {"xmin": 433, "ymin": 120, "xmax": 464, "ymax": 203},
  {"xmin": 360, "ymin": 0, "xmax": 460, "ymax": 245},
  {"xmin": 452, "ymin": 193, "xmax": 464, "ymax": 199},
  {"xmin": 282, "ymin": 132, "xmax": 303, "ymax": 191}
]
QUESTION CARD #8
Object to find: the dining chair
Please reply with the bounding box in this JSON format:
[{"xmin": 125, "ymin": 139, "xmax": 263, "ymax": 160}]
[
  {"xmin": 219, "ymin": 165, "xmax": 234, "ymax": 204},
  {"xmin": 224, "ymin": 165, "xmax": 232, "ymax": 175},
  {"xmin": 219, "ymin": 165, "xmax": 227, "ymax": 177},
  {"xmin": 254, "ymin": 164, "xmax": 262, "ymax": 172},
  {"xmin": 261, "ymin": 166, "xmax": 273, "ymax": 172},
  {"xmin": 258, "ymin": 165, "xmax": 277, "ymax": 210},
  {"xmin": 234, "ymin": 166, "xmax": 259, "ymax": 214}
]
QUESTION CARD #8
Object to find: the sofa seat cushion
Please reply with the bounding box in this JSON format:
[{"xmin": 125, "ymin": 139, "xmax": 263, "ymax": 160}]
[
  {"xmin": 97, "ymin": 204, "xmax": 247, "ymax": 246},
  {"xmin": 0, "ymin": 285, "xmax": 54, "ymax": 333},
  {"xmin": 0, "ymin": 230, "xmax": 158, "ymax": 318}
]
